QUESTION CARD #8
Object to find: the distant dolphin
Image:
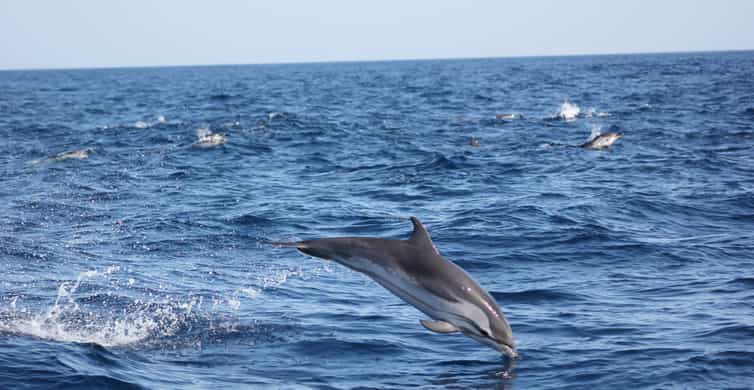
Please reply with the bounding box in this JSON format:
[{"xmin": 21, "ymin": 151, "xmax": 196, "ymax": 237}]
[
  {"xmin": 195, "ymin": 128, "xmax": 226, "ymax": 147},
  {"xmin": 51, "ymin": 148, "xmax": 94, "ymax": 161},
  {"xmin": 495, "ymin": 113, "xmax": 522, "ymax": 120},
  {"xmin": 580, "ymin": 132, "xmax": 623, "ymax": 149},
  {"xmin": 272, "ymin": 217, "xmax": 517, "ymax": 358}
]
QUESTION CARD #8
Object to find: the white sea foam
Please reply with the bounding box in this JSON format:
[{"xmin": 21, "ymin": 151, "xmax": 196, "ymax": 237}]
[
  {"xmin": 0, "ymin": 268, "xmax": 200, "ymax": 347},
  {"xmin": 235, "ymin": 268, "xmax": 304, "ymax": 300},
  {"xmin": 1, "ymin": 309, "xmax": 161, "ymax": 347},
  {"xmin": 239, "ymin": 287, "xmax": 260, "ymax": 299},
  {"xmin": 235, "ymin": 263, "xmax": 331, "ymax": 300},
  {"xmin": 557, "ymin": 101, "xmax": 581, "ymax": 120},
  {"xmin": 0, "ymin": 262, "xmax": 323, "ymax": 347},
  {"xmin": 128, "ymin": 115, "xmax": 168, "ymax": 130},
  {"xmin": 195, "ymin": 126, "xmax": 226, "ymax": 147}
]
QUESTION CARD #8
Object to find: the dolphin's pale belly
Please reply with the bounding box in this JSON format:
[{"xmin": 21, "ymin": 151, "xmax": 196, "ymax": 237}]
[
  {"xmin": 344, "ymin": 256, "xmax": 491, "ymax": 334},
  {"xmin": 589, "ymin": 137, "xmax": 614, "ymax": 148}
]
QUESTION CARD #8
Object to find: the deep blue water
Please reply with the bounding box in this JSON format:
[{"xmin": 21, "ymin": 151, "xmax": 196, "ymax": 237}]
[{"xmin": 1, "ymin": 51, "xmax": 753, "ymax": 389}]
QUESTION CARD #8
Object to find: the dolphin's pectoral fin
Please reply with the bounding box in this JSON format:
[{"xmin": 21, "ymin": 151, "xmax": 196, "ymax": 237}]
[{"xmin": 420, "ymin": 319, "xmax": 459, "ymax": 334}]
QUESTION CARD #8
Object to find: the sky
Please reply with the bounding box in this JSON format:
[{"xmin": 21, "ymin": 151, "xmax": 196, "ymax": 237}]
[{"xmin": 1, "ymin": 0, "xmax": 753, "ymax": 70}]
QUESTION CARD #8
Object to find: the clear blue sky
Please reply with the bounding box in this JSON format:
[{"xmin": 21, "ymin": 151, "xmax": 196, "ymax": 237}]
[{"xmin": 1, "ymin": 0, "xmax": 753, "ymax": 70}]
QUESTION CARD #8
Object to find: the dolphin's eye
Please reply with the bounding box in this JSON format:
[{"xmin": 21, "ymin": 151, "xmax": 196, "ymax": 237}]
[{"xmin": 471, "ymin": 322, "xmax": 492, "ymax": 338}]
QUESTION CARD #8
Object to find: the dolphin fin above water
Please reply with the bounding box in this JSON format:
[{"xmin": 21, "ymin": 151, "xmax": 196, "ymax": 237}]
[{"xmin": 270, "ymin": 216, "xmax": 518, "ymax": 358}]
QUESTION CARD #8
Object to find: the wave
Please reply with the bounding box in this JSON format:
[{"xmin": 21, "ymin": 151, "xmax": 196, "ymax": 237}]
[
  {"xmin": 209, "ymin": 93, "xmax": 241, "ymax": 101},
  {"xmin": 0, "ymin": 371, "xmax": 145, "ymax": 390},
  {"xmin": 287, "ymin": 337, "xmax": 407, "ymax": 356},
  {"xmin": 230, "ymin": 213, "xmax": 274, "ymax": 227},
  {"xmin": 697, "ymin": 324, "xmax": 754, "ymax": 339},
  {"xmin": 726, "ymin": 277, "xmax": 754, "ymax": 288},
  {"xmin": 491, "ymin": 288, "xmax": 589, "ymax": 303},
  {"xmin": 686, "ymin": 350, "xmax": 754, "ymax": 367},
  {"xmin": 426, "ymin": 154, "xmax": 460, "ymax": 170}
]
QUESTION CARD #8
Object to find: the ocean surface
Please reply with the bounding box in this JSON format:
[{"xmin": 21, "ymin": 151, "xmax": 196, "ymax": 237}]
[{"xmin": 1, "ymin": 51, "xmax": 753, "ymax": 389}]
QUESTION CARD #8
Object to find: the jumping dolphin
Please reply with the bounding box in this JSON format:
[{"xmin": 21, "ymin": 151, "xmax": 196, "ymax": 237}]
[
  {"xmin": 272, "ymin": 217, "xmax": 517, "ymax": 358},
  {"xmin": 580, "ymin": 132, "xmax": 623, "ymax": 149}
]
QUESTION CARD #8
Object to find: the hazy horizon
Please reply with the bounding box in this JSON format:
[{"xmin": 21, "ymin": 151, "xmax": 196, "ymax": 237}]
[
  {"xmin": 2, "ymin": 48, "xmax": 753, "ymax": 72},
  {"xmin": 2, "ymin": 0, "xmax": 753, "ymax": 71}
]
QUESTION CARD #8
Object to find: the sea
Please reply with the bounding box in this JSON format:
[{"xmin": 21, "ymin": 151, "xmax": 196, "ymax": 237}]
[{"xmin": 1, "ymin": 51, "xmax": 753, "ymax": 389}]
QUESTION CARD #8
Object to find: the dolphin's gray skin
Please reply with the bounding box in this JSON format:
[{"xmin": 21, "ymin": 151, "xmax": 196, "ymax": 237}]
[
  {"xmin": 580, "ymin": 132, "xmax": 623, "ymax": 149},
  {"xmin": 272, "ymin": 217, "xmax": 517, "ymax": 358}
]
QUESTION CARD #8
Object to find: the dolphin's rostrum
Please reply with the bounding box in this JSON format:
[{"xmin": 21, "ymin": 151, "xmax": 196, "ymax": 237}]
[{"xmin": 272, "ymin": 217, "xmax": 517, "ymax": 358}]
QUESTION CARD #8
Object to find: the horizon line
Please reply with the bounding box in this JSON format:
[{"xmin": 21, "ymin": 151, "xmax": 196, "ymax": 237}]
[{"xmin": 2, "ymin": 48, "xmax": 752, "ymax": 73}]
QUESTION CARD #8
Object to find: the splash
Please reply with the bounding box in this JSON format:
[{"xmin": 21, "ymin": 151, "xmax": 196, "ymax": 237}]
[
  {"xmin": 0, "ymin": 268, "xmax": 206, "ymax": 347},
  {"xmin": 195, "ymin": 126, "xmax": 226, "ymax": 147},
  {"xmin": 196, "ymin": 125, "xmax": 212, "ymax": 139},
  {"xmin": 260, "ymin": 268, "xmax": 304, "ymax": 289},
  {"xmin": 587, "ymin": 124, "xmax": 602, "ymax": 142},
  {"xmin": 557, "ymin": 101, "xmax": 581, "ymax": 121},
  {"xmin": 586, "ymin": 107, "xmax": 609, "ymax": 118},
  {"xmin": 236, "ymin": 267, "xmax": 306, "ymax": 299},
  {"xmin": 128, "ymin": 115, "xmax": 168, "ymax": 129},
  {"xmin": 239, "ymin": 287, "xmax": 259, "ymax": 299}
]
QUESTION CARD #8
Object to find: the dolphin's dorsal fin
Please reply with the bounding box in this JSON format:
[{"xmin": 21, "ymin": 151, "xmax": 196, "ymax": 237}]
[{"xmin": 409, "ymin": 216, "xmax": 439, "ymax": 254}]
